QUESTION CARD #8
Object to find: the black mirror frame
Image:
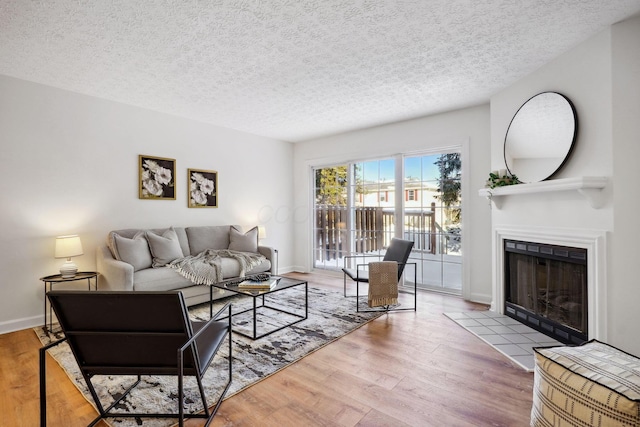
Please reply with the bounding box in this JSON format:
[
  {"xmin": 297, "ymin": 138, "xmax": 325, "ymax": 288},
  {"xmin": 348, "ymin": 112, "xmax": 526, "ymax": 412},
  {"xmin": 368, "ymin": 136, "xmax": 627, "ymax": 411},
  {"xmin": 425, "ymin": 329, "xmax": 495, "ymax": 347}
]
[{"xmin": 503, "ymin": 91, "xmax": 578, "ymax": 183}]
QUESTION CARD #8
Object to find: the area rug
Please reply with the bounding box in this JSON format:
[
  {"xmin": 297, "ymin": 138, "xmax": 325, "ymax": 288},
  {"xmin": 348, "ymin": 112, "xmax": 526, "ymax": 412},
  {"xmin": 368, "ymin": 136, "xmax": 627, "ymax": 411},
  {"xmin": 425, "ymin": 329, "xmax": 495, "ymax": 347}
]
[{"xmin": 36, "ymin": 286, "xmax": 382, "ymax": 427}]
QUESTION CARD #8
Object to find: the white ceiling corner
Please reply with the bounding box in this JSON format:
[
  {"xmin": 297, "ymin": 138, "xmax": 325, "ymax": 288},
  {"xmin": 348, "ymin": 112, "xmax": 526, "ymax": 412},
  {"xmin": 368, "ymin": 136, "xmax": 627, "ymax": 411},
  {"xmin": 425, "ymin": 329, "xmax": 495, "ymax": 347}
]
[{"xmin": 1, "ymin": 0, "xmax": 639, "ymax": 142}]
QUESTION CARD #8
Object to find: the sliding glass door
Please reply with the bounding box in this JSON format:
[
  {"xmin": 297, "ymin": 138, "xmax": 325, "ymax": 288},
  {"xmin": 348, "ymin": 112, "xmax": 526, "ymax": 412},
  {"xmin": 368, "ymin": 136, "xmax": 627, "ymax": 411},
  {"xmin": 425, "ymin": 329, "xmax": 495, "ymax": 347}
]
[
  {"xmin": 350, "ymin": 158, "xmax": 396, "ymax": 254},
  {"xmin": 312, "ymin": 159, "xmax": 395, "ymax": 269},
  {"xmin": 312, "ymin": 150, "xmax": 462, "ymax": 295},
  {"xmin": 403, "ymin": 152, "xmax": 462, "ymax": 293},
  {"xmin": 313, "ymin": 165, "xmax": 348, "ymax": 269}
]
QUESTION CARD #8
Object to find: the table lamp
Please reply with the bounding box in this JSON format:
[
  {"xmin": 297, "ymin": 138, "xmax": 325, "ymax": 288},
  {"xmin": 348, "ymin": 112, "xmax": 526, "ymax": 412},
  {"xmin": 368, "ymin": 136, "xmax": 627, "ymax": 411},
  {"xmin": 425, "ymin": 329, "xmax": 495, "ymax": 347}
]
[{"xmin": 55, "ymin": 235, "xmax": 84, "ymax": 278}]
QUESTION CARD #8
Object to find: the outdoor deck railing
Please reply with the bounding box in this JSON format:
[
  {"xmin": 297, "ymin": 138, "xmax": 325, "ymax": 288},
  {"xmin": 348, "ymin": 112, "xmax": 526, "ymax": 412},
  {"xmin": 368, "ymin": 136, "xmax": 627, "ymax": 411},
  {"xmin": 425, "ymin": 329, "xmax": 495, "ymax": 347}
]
[{"xmin": 315, "ymin": 203, "xmax": 436, "ymax": 261}]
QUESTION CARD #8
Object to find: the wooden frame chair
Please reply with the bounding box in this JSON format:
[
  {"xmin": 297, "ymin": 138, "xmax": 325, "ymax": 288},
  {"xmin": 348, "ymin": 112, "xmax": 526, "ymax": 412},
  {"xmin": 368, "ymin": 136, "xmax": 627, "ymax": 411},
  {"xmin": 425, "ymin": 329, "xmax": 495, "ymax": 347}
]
[
  {"xmin": 342, "ymin": 238, "xmax": 417, "ymax": 312},
  {"xmin": 39, "ymin": 290, "xmax": 232, "ymax": 427}
]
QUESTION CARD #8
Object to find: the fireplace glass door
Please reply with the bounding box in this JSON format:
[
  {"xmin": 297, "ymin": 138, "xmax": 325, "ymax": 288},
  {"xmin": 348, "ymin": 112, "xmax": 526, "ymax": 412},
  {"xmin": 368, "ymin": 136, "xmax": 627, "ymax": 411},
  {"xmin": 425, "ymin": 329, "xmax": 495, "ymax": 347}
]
[{"xmin": 505, "ymin": 241, "xmax": 587, "ymax": 344}]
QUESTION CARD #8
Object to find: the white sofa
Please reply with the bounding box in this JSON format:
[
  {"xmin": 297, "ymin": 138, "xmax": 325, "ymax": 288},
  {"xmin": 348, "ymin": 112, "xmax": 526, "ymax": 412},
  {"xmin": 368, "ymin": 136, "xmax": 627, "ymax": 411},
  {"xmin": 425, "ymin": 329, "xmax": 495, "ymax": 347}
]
[{"xmin": 96, "ymin": 225, "xmax": 275, "ymax": 307}]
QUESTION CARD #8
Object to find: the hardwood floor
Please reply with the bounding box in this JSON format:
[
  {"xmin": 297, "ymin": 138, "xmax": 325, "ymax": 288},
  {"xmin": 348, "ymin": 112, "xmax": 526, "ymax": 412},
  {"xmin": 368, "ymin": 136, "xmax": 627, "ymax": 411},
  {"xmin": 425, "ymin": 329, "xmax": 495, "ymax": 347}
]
[{"xmin": 1, "ymin": 272, "xmax": 534, "ymax": 426}]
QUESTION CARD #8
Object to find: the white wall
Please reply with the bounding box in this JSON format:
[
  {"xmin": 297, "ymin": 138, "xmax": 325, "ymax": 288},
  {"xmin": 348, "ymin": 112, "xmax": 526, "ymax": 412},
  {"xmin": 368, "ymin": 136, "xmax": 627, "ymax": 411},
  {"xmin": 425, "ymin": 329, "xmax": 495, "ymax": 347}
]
[
  {"xmin": 0, "ymin": 75, "xmax": 294, "ymax": 333},
  {"xmin": 490, "ymin": 28, "xmax": 614, "ymax": 229},
  {"xmin": 292, "ymin": 105, "xmax": 493, "ymax": 303},
  {"xmin": 490, "ymin": 15, "xmax": 640, "ymax": 355},
  {"xmin": 611, "ymin": 15, "xmax": 640, "ymax": 355}
]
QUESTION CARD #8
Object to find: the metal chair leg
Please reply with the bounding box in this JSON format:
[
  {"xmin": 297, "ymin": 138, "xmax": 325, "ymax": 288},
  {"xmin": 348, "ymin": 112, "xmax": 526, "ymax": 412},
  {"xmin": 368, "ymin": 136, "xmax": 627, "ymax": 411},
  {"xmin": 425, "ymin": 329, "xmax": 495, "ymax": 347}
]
[{"xmin": 39, "ymin": 337, "xmax": 67, "ymax": 427}]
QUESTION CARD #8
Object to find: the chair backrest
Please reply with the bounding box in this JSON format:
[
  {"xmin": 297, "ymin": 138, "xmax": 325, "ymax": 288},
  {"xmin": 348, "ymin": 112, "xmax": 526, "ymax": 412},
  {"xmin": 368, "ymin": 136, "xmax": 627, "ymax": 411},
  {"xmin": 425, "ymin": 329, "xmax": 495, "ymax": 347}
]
[
  {"xmin": 382, "ymin": 238, "xmax": 414, "ymax": 280},
  {"xmin": 47, "ymin": 290, "xmax": 200, "ymax": 376}
]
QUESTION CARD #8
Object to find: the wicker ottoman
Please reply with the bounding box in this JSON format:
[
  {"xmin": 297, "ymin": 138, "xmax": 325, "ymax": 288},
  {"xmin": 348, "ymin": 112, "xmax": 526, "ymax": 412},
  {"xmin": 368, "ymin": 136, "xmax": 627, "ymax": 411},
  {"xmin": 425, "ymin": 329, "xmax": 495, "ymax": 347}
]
[{"xmin": 531, "ymin": 340, "xmax": 640, "ymax": 426}]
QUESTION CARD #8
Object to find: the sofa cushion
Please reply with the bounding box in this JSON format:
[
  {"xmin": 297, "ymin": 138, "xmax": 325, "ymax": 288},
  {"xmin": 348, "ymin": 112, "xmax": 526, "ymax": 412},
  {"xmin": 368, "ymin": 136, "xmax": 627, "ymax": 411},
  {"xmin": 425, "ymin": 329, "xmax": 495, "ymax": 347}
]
[
  {"xmin": 228, "ymin": 226, "xmax": 258, "ymax": 253},
  {"xmin": 146, "ymin": 227, "xmax": 185, "ymax": 267},
  {"xmin": 132, "ymin": 261, "xmax": 270, "ymax": 291},
  {"xmin": 111, "ymin": 231, "xmax": 152, "ymax": 272},
  {"xmin": 186, "ymin": 226, "xmax": 232, "ymax": 255},
  {"xmin": 133, "ymin": 267, "xmax": 194, "ymax": 291}
]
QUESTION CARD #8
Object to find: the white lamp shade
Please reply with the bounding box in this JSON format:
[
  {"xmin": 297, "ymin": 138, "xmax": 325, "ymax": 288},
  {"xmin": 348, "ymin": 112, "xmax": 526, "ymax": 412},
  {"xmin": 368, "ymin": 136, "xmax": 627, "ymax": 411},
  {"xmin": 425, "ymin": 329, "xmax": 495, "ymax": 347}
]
[
  {"xmin": 55, "ymin": 235, "xmax": 84, "ymax": 259},
  {"xmin": 258, "ymin": 226, "xmax": 267, "ymax": 239}
]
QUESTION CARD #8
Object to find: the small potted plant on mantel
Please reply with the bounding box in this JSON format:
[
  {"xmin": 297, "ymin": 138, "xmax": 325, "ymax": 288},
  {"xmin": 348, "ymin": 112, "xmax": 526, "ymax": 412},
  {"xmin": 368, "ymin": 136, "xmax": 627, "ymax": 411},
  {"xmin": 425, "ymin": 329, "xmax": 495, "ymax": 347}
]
[{"xmin": 485, "ymin": 169, "xmax": 520, "ymax": 189}]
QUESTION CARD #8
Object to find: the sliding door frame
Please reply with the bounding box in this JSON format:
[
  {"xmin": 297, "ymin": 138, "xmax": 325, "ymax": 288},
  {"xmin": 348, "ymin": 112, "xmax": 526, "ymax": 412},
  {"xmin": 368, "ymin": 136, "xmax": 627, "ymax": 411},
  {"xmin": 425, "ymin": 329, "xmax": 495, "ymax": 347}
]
[{"xmin": 306, "ymin": 138, "xmax": 470, "ymax": 299}]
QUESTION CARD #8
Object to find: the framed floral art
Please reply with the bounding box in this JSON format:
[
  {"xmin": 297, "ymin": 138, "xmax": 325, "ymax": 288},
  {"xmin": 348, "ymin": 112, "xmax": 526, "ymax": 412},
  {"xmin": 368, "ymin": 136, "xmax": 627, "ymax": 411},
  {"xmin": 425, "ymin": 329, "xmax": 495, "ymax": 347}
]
[
  {"xmin": 139, "ymin": 155, "xmax": 176, "ymax": 200},
  {"xmin": 188, "ymin": 168, "xmax": 218, "ymax": 208}
]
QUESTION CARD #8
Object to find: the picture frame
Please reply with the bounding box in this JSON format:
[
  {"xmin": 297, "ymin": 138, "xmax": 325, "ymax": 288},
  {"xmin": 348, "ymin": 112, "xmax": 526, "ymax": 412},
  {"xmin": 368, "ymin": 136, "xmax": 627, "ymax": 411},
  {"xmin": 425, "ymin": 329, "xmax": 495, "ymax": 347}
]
[
  {"xmin": 188, "ymin": 168, "xmax": 218, "ymax": 208},
  {"xmin": 139, "ymin": 155, "xmax": 176, "ymax": 200}
]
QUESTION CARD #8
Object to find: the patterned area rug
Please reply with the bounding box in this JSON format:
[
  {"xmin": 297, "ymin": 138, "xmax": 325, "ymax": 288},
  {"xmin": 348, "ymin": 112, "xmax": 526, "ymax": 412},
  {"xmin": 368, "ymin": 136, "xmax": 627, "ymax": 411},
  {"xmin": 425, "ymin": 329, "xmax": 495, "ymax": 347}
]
[{"xmin": 36, "ymin": 286, "xmax": 382, "ymax": 427}]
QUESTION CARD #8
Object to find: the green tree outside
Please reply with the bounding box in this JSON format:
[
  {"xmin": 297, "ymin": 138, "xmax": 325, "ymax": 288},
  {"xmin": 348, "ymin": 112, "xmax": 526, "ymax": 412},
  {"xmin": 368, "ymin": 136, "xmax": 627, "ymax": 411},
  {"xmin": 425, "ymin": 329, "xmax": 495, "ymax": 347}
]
[
  {"xmin": 434, "ymin": 153, "xmax": 461, "ymax": 224},
  {"xmin": 315, "ymin": 166, "xmax": 348, "ymax": 205},
  {"xmin": 315, "ymin": 165, "xmax": 365, "ymax": 205}
]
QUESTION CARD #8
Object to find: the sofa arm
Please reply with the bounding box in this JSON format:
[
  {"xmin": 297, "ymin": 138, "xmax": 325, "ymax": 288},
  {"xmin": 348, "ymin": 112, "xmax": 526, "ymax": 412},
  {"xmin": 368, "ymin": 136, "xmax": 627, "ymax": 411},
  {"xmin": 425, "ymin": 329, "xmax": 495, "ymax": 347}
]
[
  {"xmin": 258, "ymin": 245, "xmax": 277, "ymax": 274},
  {"xmin": 96, "ymin": 246, "xmax": 134, "ymax": 291}
]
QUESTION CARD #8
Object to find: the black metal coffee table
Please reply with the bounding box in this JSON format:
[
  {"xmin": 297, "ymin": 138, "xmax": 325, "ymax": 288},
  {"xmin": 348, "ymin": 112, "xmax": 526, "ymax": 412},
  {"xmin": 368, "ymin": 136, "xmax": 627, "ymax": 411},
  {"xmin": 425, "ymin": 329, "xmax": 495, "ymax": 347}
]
[{"xmin": 208, "ymin": 276, "xmax": 308, "ymax": 339}]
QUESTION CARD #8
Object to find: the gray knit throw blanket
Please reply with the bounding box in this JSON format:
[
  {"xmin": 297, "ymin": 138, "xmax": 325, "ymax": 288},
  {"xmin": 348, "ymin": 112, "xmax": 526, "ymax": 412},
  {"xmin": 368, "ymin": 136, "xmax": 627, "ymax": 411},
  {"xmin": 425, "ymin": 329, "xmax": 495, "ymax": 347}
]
[{"xmin": 168, "ymin": 249, "xmax": 266, "ymax": 285}]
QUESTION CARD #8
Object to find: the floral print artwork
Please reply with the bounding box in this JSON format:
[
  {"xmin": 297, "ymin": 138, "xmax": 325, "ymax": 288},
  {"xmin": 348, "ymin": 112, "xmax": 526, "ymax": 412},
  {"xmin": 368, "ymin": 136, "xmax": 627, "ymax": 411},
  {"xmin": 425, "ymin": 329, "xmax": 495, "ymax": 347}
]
[
  {"xmin": 139, "ymin": 155, "xmax": 176, "ymax": 199},
  {"xmin": 189, "ymin": 169, "xmax": 218, "ymax": 207}
]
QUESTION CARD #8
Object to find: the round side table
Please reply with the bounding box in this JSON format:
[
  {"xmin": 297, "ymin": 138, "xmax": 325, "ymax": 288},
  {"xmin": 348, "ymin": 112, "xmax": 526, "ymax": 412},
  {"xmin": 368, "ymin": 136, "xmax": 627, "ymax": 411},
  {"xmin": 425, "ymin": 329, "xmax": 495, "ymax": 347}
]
[{"xmin": 40, "ymin": 271, "xmax": 98, "ymax": 332}]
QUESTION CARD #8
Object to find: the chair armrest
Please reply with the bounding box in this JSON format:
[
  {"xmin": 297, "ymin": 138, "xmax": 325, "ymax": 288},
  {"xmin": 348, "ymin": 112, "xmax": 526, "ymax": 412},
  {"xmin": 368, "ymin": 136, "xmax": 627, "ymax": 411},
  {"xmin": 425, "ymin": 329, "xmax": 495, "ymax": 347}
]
[
  {"xmin": 181, "ymin": 303, "xmax": 232, "ymax": 373},
  {"xmin": 187, "ymin": 302, "xmax": 232, "ymax": 343},
  {"xmin": 400, "ymin": 262, "xmax": 417, "ymax": 285},
  {"xmin": 352, "ymin": 261, "xmax": 417, "ymax": 282},
  {"xmin": 343, "ymin": 254, "xmax": 383, "ymax": 261},
  {"xmin": 209, "ymin": 302, "xmax": 232, "ymax": 323},
  {"xmin": 397, "ymin": 262, "xmax": 416, "ymax": 269},
  {"xmin": 354, "ymin": 261, "xmax": 415, "ymax": 269},
  {"xmin": 343, "ymin": 254, "xmax": 384, "ymax": 269}
]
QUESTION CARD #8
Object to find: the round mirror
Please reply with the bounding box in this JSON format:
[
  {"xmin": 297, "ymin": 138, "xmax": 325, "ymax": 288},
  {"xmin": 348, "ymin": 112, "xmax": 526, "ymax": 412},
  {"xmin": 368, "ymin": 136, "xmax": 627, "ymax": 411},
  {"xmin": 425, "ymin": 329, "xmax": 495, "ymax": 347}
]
[{"xmin": 504, "ymin": 92, "xmax": 577, "ymax": 183}]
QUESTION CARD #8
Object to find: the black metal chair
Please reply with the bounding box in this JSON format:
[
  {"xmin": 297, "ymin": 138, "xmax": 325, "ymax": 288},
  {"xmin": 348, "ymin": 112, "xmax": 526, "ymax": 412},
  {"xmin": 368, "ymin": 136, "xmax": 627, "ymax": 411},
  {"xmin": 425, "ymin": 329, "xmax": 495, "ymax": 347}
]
[
  {"xmin": 39, "ymin": 290, "xmax": 232, "ymax": 427},
  {"xmin": 342, "ymin": 238, "xmax": 417, "ymax": 312}
]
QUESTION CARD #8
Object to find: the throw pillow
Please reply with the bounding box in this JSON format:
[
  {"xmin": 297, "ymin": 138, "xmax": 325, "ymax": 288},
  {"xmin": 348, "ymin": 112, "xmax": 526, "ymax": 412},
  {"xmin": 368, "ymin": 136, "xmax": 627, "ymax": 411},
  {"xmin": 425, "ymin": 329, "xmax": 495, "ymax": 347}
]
[
  {"xmin": 146, "ymin": 227, "xmax": 185, "ymax": 267},
  {"xmin": 186, "ymin": 226, "xmax": 230, "ymax": 254},
  {"xmin": 228, "ymin": 226, "xmax": 258, "ymax": 253},
  {"xmin": 111, "ymin": 231, "xmax": 153, "ymax": 272}
]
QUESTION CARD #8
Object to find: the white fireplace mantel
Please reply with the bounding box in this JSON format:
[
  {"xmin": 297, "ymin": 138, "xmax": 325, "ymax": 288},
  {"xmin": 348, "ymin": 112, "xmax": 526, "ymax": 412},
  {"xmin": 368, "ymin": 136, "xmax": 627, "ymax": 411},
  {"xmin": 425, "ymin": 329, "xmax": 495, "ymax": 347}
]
[{"xmin": 478, "ymin": 176, "xmax": 608, "ymax": 209}]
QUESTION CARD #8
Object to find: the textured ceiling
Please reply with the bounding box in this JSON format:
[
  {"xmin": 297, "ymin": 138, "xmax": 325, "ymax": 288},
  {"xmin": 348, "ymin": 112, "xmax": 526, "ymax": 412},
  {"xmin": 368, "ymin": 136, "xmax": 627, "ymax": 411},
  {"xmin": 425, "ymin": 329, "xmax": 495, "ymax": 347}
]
[{"xmin": 1, "ymin": 1, "xmax": 640, "ymax": 142}]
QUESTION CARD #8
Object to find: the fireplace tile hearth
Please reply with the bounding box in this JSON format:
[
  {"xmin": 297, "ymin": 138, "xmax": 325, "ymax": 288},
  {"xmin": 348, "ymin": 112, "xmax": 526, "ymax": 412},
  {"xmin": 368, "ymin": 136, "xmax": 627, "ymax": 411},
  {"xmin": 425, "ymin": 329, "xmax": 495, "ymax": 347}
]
[
  {"xmin": 445, "ymin": 311, "xmax": 562, "ymax": 371},
  {"xmin": 487, "ymin": 325, "xmax": 517, "ymax": 334}
]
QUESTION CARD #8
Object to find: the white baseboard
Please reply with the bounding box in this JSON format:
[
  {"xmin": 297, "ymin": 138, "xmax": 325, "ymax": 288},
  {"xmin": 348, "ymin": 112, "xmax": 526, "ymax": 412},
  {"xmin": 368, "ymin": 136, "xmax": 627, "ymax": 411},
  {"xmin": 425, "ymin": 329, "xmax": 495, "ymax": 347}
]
[
  {"xmin": 466, "ymin": 292, "xmax": 492, "ymax": 306},
  {"xmin": 0, "ymin": 314, "xmax": 43, "ymax": 335},
  {"xmin": 277, "ymin": 265, "xmax": 307, "ymax": 274}
]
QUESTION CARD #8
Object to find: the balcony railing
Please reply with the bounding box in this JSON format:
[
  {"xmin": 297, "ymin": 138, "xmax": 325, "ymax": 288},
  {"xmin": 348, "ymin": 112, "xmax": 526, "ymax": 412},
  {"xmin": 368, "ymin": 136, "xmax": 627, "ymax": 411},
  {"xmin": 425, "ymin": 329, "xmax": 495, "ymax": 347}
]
[{"xmin": 315, "ymin": 203, "xmax": 437, "ymax": 261}]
